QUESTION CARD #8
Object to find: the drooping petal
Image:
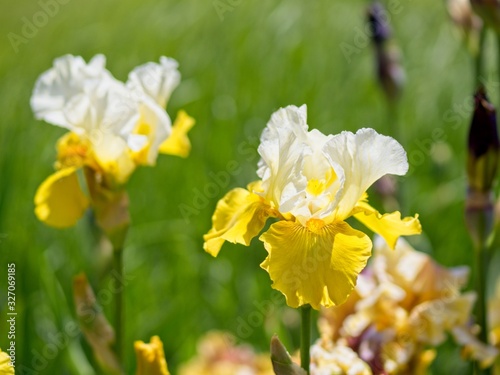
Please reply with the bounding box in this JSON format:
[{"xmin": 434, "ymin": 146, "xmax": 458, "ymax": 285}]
[
  {"xmin": 31, "ymin": 54, "xmax": 111, "ymax": 129},
  {"xmin": 324, "ymin": 128, "xmax": 408, "ymax": 220},
  {"xmin": 260, "ymin": 220, "xmax": 372, "ymax": 309},
  {"xmin": 159, "ymin": 110, "xmax": 195, "ymax": 158},
  {"xmin": 353, "ymin": 200, "xmax": 421, "ymax": 249},
  {"xmin": 127, "ymin": 57, "xmax": 180, "ymax": 108},
  {"xmin": 203, "ymin": 188, "xmax": 274, "ymax": 257},
  {"xmin": 34, "ymin": 167, "xmax": 89, "ymax": 228},
  {"xmin": 135, "ymin": 336, "xmax": 170, "ymax": 375}
]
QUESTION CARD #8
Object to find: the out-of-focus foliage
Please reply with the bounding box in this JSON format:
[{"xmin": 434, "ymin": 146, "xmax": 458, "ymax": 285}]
[{"xmin": 0, "ymin": 0, "xmax": 498, "ymax": 373}]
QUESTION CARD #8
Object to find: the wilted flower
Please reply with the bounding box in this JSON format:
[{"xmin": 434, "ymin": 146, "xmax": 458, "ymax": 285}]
[
  {"xmin": 318, "ymin": 237, "xmax": 477, "ymax": 374},
  {"xmin": 32, "ymin": 55, "xmax": 194, "ymax": 230},
  {"xmin": 0, "ymin": 349, "xmax": 14, "ymax": 375},
  {"xmin": 204, "ymin": 105, "xmax": 421, "ymax": 309},
  {"xmin": 135, "ymin": 336, "xmax": 170, "ymax": 375},
  {"xmin": 179, "ymin": 331, "xmax": 273, "ymax": 375}
]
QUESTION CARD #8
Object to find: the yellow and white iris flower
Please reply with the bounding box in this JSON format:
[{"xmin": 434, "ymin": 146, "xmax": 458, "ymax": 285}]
[
  {"xmin": 204, "ymin": 105, "xmax": 421, "ymax": 309},
  {"xmin": 32, "ymin": 55, "xmax": 194, "ymax": 228}
]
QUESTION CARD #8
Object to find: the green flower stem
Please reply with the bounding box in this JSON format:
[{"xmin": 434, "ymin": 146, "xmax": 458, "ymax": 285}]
[
  {"xmin": 475, "ymin": 27, "xmax": 487, "ymax": 88},
  {"xmin": 498, "ymin": 33, "xmax": 500, "ymax": 106},
  {"xmin": 113, "ymin": 246, "xmax": 124, "ymax": 363},
  {"xmin": 300, "ymin": 305, "xmax": 311, "ymax": 374}
]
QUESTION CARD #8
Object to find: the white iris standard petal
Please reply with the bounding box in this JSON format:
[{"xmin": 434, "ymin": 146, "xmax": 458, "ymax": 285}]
[
  {"xmin": 257, "ymin": 105, "xmax": 346, "ymax": 224},
  {"xmin": 323, "ymin": 128, "xmax": 409, "ymax": 220},
  {"xmin": 31, "ymin": 54, "xmax": 114, "ymax": 130},
  {"xmin": 126, "ymin": 56, "xmax": 181, "ymax": 108}
]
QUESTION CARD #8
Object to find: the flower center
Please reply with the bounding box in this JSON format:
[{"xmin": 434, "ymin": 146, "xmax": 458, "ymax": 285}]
[{"xmin": 306, "ymin": 168, "xmax": 337, "ymax": 196}]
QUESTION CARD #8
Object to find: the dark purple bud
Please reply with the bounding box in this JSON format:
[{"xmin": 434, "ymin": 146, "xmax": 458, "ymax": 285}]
[
  {"xmin": 467, "ymin": 87, "xmax": 500, "ymax": 192},
  {"xmin": 367, "ymin": 2, "xmax": 392, "ymax": 45}
]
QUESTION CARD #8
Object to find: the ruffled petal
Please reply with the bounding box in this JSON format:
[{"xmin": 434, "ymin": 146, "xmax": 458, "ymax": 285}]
[
  {"xmin": 34, "ymin": 167, "xmax": 89, "ymax": 228},
  {"xmin": 30, "ymin": 54, "xmax": 111, "ymax": 129},
  {"xmin": 203, "ymin": 188, "xmax": 274, "ymax": 257},
  {"xmin": 323, "ymin": 128, "xmax": 408, "ymax": 220},
  {"xmin": 127, "ymin": 57, "xmax": 180, "ymax": 108},
  {"xmin": 353, "ymin": 200, "xmax": 421, "ymax": 249},
  {"xmin": 135, "ymin": 336, "xmax": 170, "ymax": 375},
  {"xmin": 159, "ymin": 110, "xmax": 195, "ymax": 158},
  {"xmin": 256, "ymin": 105, "xmax": 310, "ymax": 209},
  {"xmin": 260, "ymin": 220, "xmax": 372, "ymax": 309}
]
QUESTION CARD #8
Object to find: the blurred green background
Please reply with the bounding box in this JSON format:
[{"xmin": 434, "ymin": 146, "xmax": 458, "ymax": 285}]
[{"xmin": 0, "ymin": 0, "xmax": 497, "ymax": 373}]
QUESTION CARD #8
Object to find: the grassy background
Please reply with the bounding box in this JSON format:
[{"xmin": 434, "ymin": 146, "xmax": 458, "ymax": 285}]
[{"xmin": 0, "ymin": 0, "xmax": 497, "ymax": 373}]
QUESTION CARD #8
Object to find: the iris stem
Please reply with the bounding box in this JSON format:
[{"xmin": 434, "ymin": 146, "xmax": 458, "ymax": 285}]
[
  {"xmin": 475, "ymin": 27, "xmax": 487, "ymax": 88},
  {"xmin": 113, "ymin": 246, "xmax": 124, "ymax": 363},
  {"xmin": 300, "ymin": 305, "xmax": 311, "ymax": 374}
]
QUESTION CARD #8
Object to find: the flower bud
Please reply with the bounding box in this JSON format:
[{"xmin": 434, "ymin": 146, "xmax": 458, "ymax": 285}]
[
  {"xmin": 467, "ymin": 87, "xmax": 500, "ymax": 193},
  {"xmin": 367, "ymin": 2, "xmax": 391, "ymax": 45},
  {"xmin": 270, "ymin": 335, "xmax": 307, "ymax": 375}
]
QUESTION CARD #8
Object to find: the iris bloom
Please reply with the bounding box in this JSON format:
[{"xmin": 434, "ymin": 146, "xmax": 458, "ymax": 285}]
[
  {"xmin": 204, "ymin": 105, "xmax": 421, "ymax": 309},
  {"xmin": 319, "ymin": 237, "xmax": 478, "ymax": 374},
  {"xmin": 32, "ymin": 55, "xmax": 194, "ymax": 228},
  {"xmin": 135, "ymin": 336, "xmax": 170, "ymax": 375}
]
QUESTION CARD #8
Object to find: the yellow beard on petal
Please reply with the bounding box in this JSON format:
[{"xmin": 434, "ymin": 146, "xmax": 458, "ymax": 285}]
[{"xmin": 56, "ymin": 132, "xmax": 90, "ymax": 169}]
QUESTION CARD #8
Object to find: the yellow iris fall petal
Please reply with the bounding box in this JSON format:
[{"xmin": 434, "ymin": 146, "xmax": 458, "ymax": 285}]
[
  {"xmin": 135, "ymin": 336, "xmax": 170, "ymax": 375},
  {"xmin": 260, "ymin": 221, "xmax": 372, "ymax": 309},
  {"xmin": 353, "ymin": 200, "xmax": 422, "ymax": 249},
  {"xmin": 203, "ymin": 187, "xmax": 274, "ymax": 257},
  {"xmin": 159, "ymin": 110, "xmax": 195, "ymax": 158},
  {"xmin": 34, "ymin": 166, "xmax": 89, "ymax": 228},
  {"xmin": 0, "ymin": 349, "xmax": 14, "ymax": 375}
]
